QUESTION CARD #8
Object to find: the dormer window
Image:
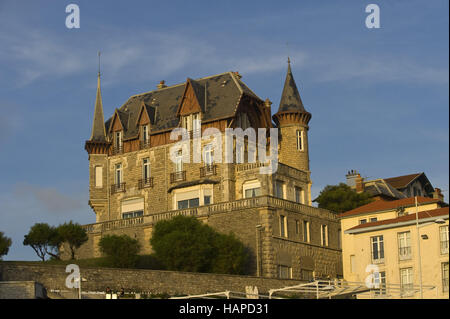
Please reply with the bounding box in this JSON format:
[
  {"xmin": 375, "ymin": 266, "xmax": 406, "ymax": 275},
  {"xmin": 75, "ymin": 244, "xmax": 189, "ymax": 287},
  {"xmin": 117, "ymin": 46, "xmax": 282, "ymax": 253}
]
[
  {"xmin": 114, "ymin": 131, "xmax": 123, "ymax": 154},
  {"xmin": 140, "ymin": 125, "xmax": 150, "ymax": 149},
  {"xmin": 235, "ymin": 112, "xmax": 250, "ymax": 130},
  {"xmin": 181, "ymin": 113, "xmax": 201, "ymax": 133}
]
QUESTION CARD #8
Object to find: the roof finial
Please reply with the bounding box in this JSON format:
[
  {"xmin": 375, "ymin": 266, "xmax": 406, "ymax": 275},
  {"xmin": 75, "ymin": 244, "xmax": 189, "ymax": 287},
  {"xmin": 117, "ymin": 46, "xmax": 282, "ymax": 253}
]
[
  {"xmin": 287, "ymin": 56, "xmax": 291, "ymax": 65},
  {"xmin": 98, "ymin": 51, "xmax": 101, "ymax": 77}
]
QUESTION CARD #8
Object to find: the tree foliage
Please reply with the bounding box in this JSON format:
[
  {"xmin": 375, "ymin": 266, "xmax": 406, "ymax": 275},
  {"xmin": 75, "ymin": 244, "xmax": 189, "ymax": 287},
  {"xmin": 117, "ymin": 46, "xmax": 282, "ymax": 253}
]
[
  {"xmin": 99, "ymin": 234, "xmax": 141, "ymax": 268},
  {"xmin": 150, "ymin": 215, "xmax": 248, "ymax": 274},
  {"xmin": 57, "ymin": 221, "xmax": 88, "ymax": 260},
  {"xmin": 23, "ymin": 223, "xmax": 61, "ymax": 261},
  {"xmin": 315, "ymin": 183, "xmax": 373, "ymax": 214},
  {"xmin": 0, "ymin": 232, "xmax": 12, "ymax": 260}
]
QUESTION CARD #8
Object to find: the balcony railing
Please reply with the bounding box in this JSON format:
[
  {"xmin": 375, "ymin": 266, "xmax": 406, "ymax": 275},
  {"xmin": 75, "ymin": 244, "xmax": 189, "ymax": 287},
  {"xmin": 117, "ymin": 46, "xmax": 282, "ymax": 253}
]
[
  {"xmin": 200, "ymin": 164, "xmax": 217, "ymax": 177},
  {"xmin": 140, "ymin": 140, "xmax": 150, "ymax": 150},
  {"xmin": 441, "ymin": 240, "xmax": 449, "ymax": 255},
  {"xmin": 170, "ymin": 171, "xmax": 186, "ymax": 183},
  {"xmin": 399, "ymin": 247, "xmax": 412, "ymax": 260},
  {"xmin": 82, "ymin": 195, "xmax": 338, "ymax": 234},
  {"xmin": 112, "ymin": 145, "xmax": 123, "ymax": 155},
  {"xmin": 111, "ymin": 182, "xmax": 126, "ymax": 194},
  {"xmin": 138, "ymin": 177, "xmax": 153, "ymax": 189}
]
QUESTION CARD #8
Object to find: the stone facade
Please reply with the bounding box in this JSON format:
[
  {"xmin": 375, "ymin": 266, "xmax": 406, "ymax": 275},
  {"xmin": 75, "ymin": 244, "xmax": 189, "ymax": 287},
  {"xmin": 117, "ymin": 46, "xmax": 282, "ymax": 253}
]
[{"xmin": 75, "ymin": 65, "xmax": 343, "ymax": 281}]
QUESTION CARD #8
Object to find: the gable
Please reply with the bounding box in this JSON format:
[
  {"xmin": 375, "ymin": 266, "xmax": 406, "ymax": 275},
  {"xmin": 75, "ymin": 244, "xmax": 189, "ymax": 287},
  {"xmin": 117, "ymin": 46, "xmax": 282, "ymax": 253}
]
[
  {"xmin": 136, "ymin": 103, "xmax": 151, "ymax": 126},
  {"xmin": 109, "ymin": 110, "xmax": 124, "ymax": 133},
  {"xmin": 177, "ymin": 79, "xmax": 203, "ymax": 116}
]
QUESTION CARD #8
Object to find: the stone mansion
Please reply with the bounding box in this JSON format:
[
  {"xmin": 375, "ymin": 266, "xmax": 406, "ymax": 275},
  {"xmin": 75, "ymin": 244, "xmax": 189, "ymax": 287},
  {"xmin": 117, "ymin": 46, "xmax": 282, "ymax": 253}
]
[{"xmin": 66, "ymin": 60, "xmax": 343, "ymax": 280}]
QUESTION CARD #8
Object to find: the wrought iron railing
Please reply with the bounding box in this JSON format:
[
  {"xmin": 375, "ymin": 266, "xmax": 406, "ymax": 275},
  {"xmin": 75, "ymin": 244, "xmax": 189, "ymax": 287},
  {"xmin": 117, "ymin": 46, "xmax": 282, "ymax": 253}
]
[
  {"xmin": 170, "ymin": 171, "xmax": 186, "ymax": 183},
  {"xmin": 140, "ymin": 140, "xmax": 150, "ymax": 150},
  {"xmin": 138, "ymin": 177, "xmax": 153, "ymax": 189},
  {"xmin": 111, "ymin": 182, "xmax": 126, "ymax": 194},
  {"xmin": 200, "ymin": 164, "xmax": 217, "ymax": 177},
  {"xmin": 112, "ymin": 145, "xmax": 123, "ymax": 155}
]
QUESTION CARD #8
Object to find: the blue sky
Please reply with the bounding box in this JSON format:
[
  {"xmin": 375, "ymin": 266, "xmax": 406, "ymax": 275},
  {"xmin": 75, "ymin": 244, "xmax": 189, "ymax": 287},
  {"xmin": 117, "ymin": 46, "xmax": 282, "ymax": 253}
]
[{"xmin": 0, "ymin": 0, "xmax": 448, "ymax": 260}]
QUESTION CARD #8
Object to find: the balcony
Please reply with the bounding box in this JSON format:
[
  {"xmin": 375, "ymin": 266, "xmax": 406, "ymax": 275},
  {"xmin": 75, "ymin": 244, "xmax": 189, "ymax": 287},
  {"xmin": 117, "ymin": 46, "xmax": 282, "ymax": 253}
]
[
  {"xmin": 140, "ymin": 140, "xmax": 150, "ymax": 150},
  {"xmin": 170, "ymin": 171, "xmax": 186, "ymax": 183},
  {"xmin": 138, "ymin": 177, "xmax": 153, "ymax": 189},
  {"xmin": 200, "ymin": 164, "xmax": 217, "ymax": 177},
  {"xmin": 111, "ymin": 183, "xmax": 126, "ymax": 194},
  {"xmin": 112, "ymin": 145, "xmax": 123, "ymax": 155},
  {"xmin": 399, "ymin": 247, "xmax": 412, "ymax": 260}
]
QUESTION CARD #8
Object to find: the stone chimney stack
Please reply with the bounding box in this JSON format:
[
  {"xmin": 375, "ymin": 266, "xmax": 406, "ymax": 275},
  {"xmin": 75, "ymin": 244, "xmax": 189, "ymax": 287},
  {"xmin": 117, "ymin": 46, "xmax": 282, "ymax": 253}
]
[
  {"xmin": 157, "ymin": 80, "xmax": 167, "ymax": 89},
  {"xmin": 432, "ymin": 188, "xmax": 444, "ymax": 201},
  {"xmin": 346, "ymin": 170, "xmax": 364, "ymax": 192}
]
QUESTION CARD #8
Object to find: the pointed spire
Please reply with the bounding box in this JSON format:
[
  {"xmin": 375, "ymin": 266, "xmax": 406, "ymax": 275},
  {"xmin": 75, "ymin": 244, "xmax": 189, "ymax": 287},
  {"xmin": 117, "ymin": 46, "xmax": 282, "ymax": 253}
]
[
  {"xmin": 277, "ymin": 58, "xmax": 307, "ymax": 114},
  {"xmin": 89, "ymin": 52, "xmax": 106, "ymax": 142}
]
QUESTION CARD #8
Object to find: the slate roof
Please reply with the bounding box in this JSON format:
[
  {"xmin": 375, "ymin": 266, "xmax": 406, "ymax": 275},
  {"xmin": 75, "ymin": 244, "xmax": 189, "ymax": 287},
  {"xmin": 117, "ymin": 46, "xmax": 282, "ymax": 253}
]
[
  {"xmin": 363, "ymin": 179, "xmax": 407, "ymax": 200},
  {"xmin": 89, "ymin": 74, "xmax": 107, "ymax": 142},
  {"xmin": 339, "ymin": 196, "xmax": 442, "ymax": 218},
  {"xmin": 104, "ymin": 72, "xmax": 262, "ymax": 140},
  {"xmin": 384, "ymin": 173, "xmax": 423, "ymax": 189},
  {"xmin": 276, "ymin": 60, "xmax": 308, "ymax": 114},
  {"xmin": 346, "ymin": 207, "xmax": 448, "ymax": 233}
]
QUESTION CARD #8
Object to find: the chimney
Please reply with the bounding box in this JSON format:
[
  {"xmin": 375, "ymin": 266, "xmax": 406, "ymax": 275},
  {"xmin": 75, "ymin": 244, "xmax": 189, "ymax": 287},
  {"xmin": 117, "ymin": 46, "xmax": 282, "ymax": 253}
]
[
  {"xmin": 432, "ymin": 188, "xmax": 444, "ymax": 201},
  {"xmin": 233, "ymin": 71, "xmax": 242, "ymax": 79},
  {"xmin": 157, "ymin": 80, "xmax": 167, "ymax": 89},
  {"xmin": 346, "ymin": 170, "xmax": 364, "ymax": 192}
]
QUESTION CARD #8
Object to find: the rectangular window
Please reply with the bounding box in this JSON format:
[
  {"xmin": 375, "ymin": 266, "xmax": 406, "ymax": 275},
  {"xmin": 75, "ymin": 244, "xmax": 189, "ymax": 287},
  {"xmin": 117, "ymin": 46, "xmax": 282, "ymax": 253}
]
[
  {"xmin": 295, "ymin": 220, "xmax": 300, "ymax": 235},
  {"xmin": 374, "ymin": 271, "xmax": 386, "ymax": 296},
  {"xmin": 95, "ymin": 166, "xmax": 103, "ymax": 188},
  {"xmin": 398, "ymin": 231, "xmax": 412, "ymax": 260},
  {"xmin": 115, "ymin": 131, "xmax": 122, "ymax": 148},
  {"xmin": 204, "ymin": 196, "xmax": 211, "ymax": 205},
  {"xmin": 244, "ymin": 187, "xmax": 261, "ymax": 198},
  {"xmin": 370, "ymin": 217, "xmax": 378, "ymax": 223},
  {"xmin": 142, "ymin": 125, "xmax": 149, "ymax": 142},
  {"xmin": 278, "ymin": 265, "xmax": 292, "ymax": 279},
  {"xmin": 280, "ymin": 215, "xmax": 287, "ymax": 238},
  {"xmin": 359, "ymin": 219, "xmax": 367, "ymax": 225},
  {"xmin": 303, "ymin": 220, "xmax": 310, "ymax": 242},
  {"xmin": 177, "ymin": 198, "xmax": 200, "ymax": 210},
  {"xmin": 142, "ymin": 158, "xmax": 151, "ymax": 180},
  {"xmin": 296, "ymin": 130, "xmax": 303, "ymax": 151},
  {"xmin": 122, "ymin": 210, "xmax": 143, "ymax": 219},
  {"xmin": 204, "ymin": 144, "xmax": 213, "ymax": 166},
  {"xmin": 175, "ymin": 150, "xmax": 183, "ymax": 172},
  {"xmin": 442, "ymin": 262, "xmax": 449, "ymax": 292},
  {"xmin": 321, "ymin": 224, "xmax": 328, "ymax": 246},
  {"xmin": 440, "ymin": 225, "xmax": 449, "ymax": 255},
  {"xmin": 371, "ymin": 236, "xmax": 384, "ymax": 263},
  {"xmin": 193, "ymin": 113, "xmax": 200, "ymax": 132},
  {"xmin": 400, "ymin": 268, "xmax": 414, "ymax": 296},
  {"xmin": 115, "ymin": 163, "xmax": 122, "ymax": 185},
  {"xmin": 295, "ymin": 187, "xmax": 304, "ymax": 204},
  {"xmin": 275, "ymin": 181, "xmax": 284, "ymax": 199}
]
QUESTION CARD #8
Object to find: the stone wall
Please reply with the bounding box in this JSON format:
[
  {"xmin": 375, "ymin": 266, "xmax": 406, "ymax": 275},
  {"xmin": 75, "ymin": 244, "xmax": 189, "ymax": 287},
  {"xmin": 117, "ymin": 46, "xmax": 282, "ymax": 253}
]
[
  {"xmin": 0, "ymin": 262, "xmax": 305, "ymax": 297},
  {"xmin": 0, "ymin": 281, "xmax": 46, "ymax": 299}
]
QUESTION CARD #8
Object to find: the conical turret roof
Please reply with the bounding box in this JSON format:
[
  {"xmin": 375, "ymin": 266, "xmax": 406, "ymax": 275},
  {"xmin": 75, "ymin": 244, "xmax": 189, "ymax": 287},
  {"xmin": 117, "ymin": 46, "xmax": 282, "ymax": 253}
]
[{"xmin": 89, "ymin": 73, "xmax": 107, "ymax": 142}]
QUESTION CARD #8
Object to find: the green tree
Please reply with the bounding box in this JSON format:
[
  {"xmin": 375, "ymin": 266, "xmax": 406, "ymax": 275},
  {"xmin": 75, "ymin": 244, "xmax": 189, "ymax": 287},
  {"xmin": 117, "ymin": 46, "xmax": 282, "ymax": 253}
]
[
  {"xmin": 0, "ymin": 232, "xmax": 12, "ymax": 260},
  {"xmin": 211, "ymin": 233, "xmax": 248, "ymax": 275},
  {"xmin": 57, "ymin": 221, "xmax": 88, "ymax": 260},
  {"xmin": 314, "ymin": 183, "xmax": 373, "ymax": 214},
  {"xmin": 150, "ymin": 215, "xmax": 249, "ymax": 274},
  {"xmin": 99, "ymin": 234, "xmax": 141, "ymax": 268},
  {"xmin": 23, "ymin": 223, "xmax": 60, "ymax": 261}
]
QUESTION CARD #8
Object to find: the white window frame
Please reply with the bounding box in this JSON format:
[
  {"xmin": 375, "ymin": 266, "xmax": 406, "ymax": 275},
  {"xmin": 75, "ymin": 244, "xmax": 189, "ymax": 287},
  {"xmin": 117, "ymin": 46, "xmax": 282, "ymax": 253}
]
[
  {"xmin": 142, "ymin": 158, "xmax": 151, "ymax": 180},
  {"xmin": 278, "ymin": 265, "xmax": 292, "ymax": 279},
  {"xmin": 371, "ymin": 235, "xmax": 384, "ymax": 263},
  {"xmin": 398, "ymin": 231, "xmax": 412, "ymax": 260},
  {"xmin": 400, "ymin": 267, "xmax": 414, "ymax": 295},
  {"xmin": 175, "ymin": 150, "xmax": 183, "ymax": 172},
  {"xmin": 115, "ymin": 163, "xmax": 122, "ymax": 185},
  {"xmin": 115, "ymin": 131, "xmax": 122, "ymax": 148},
  {"xmin": 243, "ymin": 180, "xmax": 261, "ymax": 199},
  {"xmin": 440, "ymin": 225, "xmax": 449, "ymax": 255},
  {"xmin": 142, "ymin": 125, "xmax": 149, "ymax": 143},
  {"xmin": 204, "ymin": 144, "xmax": 214, "ymax": 166},
  {"xmin": 442, "ymin": 262, "xmax": 449, "ymax": 292}
]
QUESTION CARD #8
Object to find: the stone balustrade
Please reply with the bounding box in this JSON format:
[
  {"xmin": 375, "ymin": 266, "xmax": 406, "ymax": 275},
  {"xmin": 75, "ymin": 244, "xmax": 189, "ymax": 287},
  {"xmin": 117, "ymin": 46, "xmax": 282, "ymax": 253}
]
[{"xmin": 82, "ymin": 196, "xmax": 337, "ymax": 234}]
